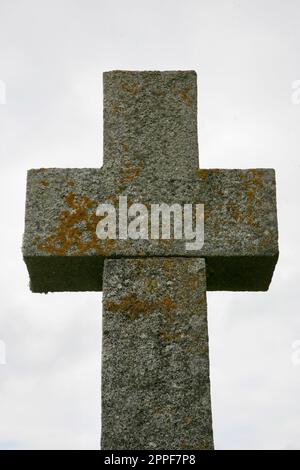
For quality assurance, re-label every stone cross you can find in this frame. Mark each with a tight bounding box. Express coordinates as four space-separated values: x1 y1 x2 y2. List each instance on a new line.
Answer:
22 71 278 450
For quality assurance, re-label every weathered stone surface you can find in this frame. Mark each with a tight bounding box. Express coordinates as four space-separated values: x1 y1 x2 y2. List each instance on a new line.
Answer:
23 167 278 292
22 70 279 451
101 257 213 450
22 71 278 293
103 71 199 178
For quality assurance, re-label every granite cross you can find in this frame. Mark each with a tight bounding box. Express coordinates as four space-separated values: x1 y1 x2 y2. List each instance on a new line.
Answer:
22 71 278 450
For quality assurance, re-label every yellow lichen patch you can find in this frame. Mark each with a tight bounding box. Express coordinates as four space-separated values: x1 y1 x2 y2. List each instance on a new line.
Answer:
184 416 194 424
243 169 264 193
104 294 156 320
104 294 176 320
187 274 199 289
199 343 209 354
196 169 209 179
145 278 159 291
251 169 265 178
157 239 171 247
119 162 143 186
35 192 111 256
111 103 123 114
260 233 273 249
245 205 259 229
173 84 193 107
242 171 265 228
180 441 212 450
121 82 141 95
162 259 174 268
162 259 177 272
160 331 183 343
226 201 259 229
204 207 211 221
40 180 49 187
36 168 47 173
227 204 242 223
161 296 176 313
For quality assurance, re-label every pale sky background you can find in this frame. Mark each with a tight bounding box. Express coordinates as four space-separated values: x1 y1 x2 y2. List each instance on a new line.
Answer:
0 0 299 450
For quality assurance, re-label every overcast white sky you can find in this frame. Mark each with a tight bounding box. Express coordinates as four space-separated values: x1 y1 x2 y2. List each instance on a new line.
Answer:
0 0 299 450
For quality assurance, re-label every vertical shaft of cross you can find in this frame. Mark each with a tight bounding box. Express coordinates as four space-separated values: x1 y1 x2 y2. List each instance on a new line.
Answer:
101 258 213 450
101 71 213 449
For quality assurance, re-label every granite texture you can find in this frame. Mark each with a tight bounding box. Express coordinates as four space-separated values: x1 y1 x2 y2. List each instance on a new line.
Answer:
23 166 278 292
22 71 278 293
101 257 213 450
22 70 279 451
103 71 199 178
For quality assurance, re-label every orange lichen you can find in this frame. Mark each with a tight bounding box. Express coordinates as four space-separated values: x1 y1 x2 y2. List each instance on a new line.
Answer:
145 278 159 290
227 204 242 223
104 294 156 320
163 259 176 271
112 104 123 113
104 294 176 320
159 331 183 343
121 82 141 95
35 192 110 256
180 441 212 450
161 296 176 312
187 274 199 289
184 416 193 424
196 169 209 179
119 162 143 186
201 170 266 229
173 84 193 107
204 207 211 221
